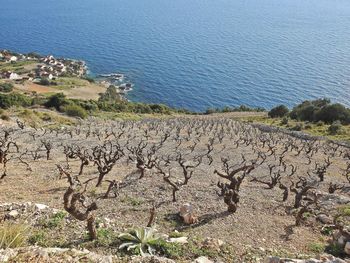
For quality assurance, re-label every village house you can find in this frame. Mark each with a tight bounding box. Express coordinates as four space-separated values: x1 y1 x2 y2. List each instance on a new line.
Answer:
10 56 18 62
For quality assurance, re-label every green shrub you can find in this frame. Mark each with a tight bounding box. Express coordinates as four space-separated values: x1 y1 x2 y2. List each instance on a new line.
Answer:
0 222 28 249
328 121 343 135
316 121 325 126
0 83 14 93
326 243 344 257
0 93 32 109
45 211 66 228
268 105 289 118
290 98 350 124
39 78 51 86
205 108 216 114
44 93 68 111
315 103 350 124
28 230 47 246
63 104 88 119
281 117 289 125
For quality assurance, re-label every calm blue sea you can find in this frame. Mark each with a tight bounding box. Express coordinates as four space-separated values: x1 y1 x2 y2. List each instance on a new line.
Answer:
1 0 350 111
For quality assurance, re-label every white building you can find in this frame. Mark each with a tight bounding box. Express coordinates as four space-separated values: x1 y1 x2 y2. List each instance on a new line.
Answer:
9 72 20 80
10 56 18 62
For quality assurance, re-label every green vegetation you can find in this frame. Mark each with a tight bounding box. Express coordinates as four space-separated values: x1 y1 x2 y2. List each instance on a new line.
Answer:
0 222 28 249
0 82 14 93
96 228 117 246
28 230 47 247
289 98 350 124
308 242 325 253
44 211 67 229
39 78 51 86
328 121 344 135
0 92 32 109
250 98 350 142
205 105 265 114
268 105 289 118
0 60 37 72
118 227 160 256
63 104 88 119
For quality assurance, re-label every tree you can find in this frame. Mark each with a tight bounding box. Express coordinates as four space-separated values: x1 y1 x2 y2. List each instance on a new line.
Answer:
268 105 289 118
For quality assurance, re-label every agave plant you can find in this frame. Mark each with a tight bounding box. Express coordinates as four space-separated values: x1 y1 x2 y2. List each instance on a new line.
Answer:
118 226 160 256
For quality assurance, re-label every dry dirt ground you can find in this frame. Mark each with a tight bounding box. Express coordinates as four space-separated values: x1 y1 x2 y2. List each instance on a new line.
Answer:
0 114 349 262
14 80 106 100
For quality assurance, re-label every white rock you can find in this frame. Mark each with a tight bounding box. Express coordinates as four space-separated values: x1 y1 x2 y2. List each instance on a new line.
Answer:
193 256 213 263
7 210 19 219
35 204 48 210
344 241 350 255
0 249 18 262
169 236 188 244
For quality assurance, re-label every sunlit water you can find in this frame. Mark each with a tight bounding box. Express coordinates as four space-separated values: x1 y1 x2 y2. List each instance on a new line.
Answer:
1 0 350 111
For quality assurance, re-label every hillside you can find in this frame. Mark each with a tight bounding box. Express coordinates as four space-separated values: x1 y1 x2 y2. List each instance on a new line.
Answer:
0 113 349 262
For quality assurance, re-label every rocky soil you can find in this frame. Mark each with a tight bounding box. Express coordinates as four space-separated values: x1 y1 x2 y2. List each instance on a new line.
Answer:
0 114 349 262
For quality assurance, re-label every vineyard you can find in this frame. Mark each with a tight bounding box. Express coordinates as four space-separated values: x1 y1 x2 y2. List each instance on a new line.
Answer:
0 114 349 262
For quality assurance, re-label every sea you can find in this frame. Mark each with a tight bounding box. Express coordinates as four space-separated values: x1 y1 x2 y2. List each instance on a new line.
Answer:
1 0 350 112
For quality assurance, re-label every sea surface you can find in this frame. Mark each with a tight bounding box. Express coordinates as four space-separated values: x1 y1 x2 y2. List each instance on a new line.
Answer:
1 0 350 111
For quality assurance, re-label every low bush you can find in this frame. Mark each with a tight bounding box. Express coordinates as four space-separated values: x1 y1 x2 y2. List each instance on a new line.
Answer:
39 78 51 86
44 93 69 111
0 93 32 109
205 105 265 115
280 117 289 125
328 121 343 135
63 103 88 119
0 82 14 93
268 105 289 118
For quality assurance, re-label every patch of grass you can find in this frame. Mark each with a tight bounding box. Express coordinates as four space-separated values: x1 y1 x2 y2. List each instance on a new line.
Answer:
50 77 89 91
154 238 223 260
0 222 29 249
121 196 144 207
326 243 344 257
338 205 350 216
28 230 47 246
0 61 37 72
169 231 185 238
308 242 325 254
45 211 67 228
239 116 350 142
63 103 88 119
96 228 117 246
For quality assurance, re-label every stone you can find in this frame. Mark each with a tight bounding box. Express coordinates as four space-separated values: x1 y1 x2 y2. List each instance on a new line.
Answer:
179 203 198 225
193 256 213 263
344 241 350 255
201 238 224 252
35 204 48 210
131 255 176 263
7 210 19 219
265 255 348 263
316 214 333 224
168 236 188 244
0 249 18 262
